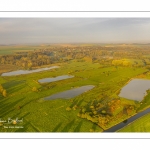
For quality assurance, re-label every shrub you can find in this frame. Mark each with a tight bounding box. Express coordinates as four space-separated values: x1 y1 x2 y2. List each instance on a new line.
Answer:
73 105 78 110
89 129 94 132
66 107 71 111
77 113 81 117
32 87 38 92
101 110 106 114
2 89 7 97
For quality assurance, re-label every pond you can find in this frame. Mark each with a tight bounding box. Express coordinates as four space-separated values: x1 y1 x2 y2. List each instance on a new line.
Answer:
1 66 59 76
119 79 150 101
38 75 74 83
44 85 95 100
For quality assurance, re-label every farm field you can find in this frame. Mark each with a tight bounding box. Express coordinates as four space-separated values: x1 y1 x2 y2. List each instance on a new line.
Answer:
1 44 150 132
0 61 107 132
0 45 39 55
118 113 150 132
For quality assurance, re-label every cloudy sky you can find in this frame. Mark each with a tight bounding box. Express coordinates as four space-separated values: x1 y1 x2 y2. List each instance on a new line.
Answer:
0 18 150 44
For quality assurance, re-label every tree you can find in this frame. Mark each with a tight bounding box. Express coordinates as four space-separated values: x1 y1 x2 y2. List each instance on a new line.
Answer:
122 60 131 67
66 107 71 111
32 87 38 92
27 62 33 69
2 89 7 97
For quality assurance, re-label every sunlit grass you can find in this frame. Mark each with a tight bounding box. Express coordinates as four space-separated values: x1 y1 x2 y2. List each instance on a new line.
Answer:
0 61 148 132
118 113 150 132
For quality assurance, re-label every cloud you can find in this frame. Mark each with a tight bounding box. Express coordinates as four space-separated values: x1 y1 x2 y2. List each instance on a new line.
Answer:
0 18 150 44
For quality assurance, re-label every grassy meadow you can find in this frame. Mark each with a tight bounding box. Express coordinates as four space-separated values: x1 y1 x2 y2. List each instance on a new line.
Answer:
118 113 150 132
0 44 63 55
0 59 148 132
1 44 150 132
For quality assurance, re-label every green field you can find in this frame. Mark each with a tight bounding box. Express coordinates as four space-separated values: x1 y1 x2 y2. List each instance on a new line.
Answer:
118 113 150 132
1 44 150 132
0 60 148 132
0 45 52 55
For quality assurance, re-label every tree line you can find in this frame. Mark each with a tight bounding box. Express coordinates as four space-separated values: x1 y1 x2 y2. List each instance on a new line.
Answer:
1 45 150 69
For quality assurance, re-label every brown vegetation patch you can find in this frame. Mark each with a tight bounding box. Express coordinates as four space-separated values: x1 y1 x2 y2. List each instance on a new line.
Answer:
0 64 18 74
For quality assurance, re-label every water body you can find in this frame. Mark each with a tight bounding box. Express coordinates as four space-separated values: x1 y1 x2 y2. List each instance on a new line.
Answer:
1 66 59 76
119 79 150 101
103 107 150 132
38 75 74 83
44 85 95 100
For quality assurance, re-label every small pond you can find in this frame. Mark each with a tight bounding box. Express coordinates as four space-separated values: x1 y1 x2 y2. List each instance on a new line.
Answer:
44 85 95 100
38 75 74 83
119 79 150 101
1 66 59 76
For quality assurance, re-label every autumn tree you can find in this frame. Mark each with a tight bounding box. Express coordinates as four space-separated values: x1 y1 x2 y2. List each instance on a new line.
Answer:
32 87 38 92
2 89 7 97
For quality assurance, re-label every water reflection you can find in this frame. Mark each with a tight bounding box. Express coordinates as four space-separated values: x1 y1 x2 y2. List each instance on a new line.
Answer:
38 75 74 83
44 85 95 100
119 79 150 101
1 66 59 76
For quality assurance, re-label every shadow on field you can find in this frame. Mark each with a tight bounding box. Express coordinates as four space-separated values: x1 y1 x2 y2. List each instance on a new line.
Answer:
52 122 63 132
8 84 25 94
15 112 41 132
2 80 27 94
61 119 75 132
74 120 83 132
2 80 25 89
15 121 40 132
15 112 31 132
21 99 33 109
77 99 84 106
0 94 4 100
0 97 25 118
28 122 41 132
69 101 77 108
0 112 30 132
92 123 97 131
69 99 84 108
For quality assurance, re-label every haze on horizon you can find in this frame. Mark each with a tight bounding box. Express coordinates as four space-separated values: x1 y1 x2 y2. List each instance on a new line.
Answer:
0 18 150 45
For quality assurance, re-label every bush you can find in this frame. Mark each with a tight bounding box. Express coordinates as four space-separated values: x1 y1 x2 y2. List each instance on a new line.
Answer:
66 107 71 111
2 89 7 97
15 105 21 110
73 105 78 110
32 87 38 92
93 111 97 115
77 113 81 117
101 110 106 114
89 129 94 132
82 108 86 113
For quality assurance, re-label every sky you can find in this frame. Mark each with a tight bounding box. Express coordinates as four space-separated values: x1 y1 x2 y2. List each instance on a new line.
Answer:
0 18 150 44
